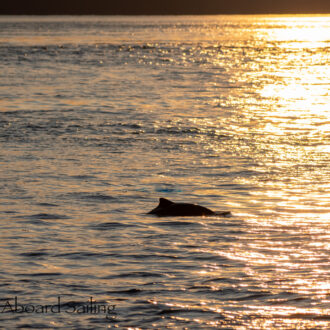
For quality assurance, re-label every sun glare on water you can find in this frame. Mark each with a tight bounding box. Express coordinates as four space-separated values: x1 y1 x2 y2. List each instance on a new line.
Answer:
0 14 329 329
259 16 330 46
252 16 329 137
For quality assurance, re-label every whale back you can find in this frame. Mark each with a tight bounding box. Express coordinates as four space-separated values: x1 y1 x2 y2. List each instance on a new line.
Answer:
158 198 174 208
148 198 215 216
148 198 174 214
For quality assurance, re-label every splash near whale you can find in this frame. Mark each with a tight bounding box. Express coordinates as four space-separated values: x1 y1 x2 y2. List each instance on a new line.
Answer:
148 198 231 217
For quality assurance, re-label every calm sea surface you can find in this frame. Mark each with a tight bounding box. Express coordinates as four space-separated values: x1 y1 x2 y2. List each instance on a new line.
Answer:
0 15 329 328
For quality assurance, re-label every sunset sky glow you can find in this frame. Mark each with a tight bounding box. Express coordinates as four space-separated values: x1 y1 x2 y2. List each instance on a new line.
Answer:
1 0 330 15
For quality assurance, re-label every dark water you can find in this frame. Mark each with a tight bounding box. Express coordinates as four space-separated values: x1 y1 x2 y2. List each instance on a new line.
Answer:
0 15 329 328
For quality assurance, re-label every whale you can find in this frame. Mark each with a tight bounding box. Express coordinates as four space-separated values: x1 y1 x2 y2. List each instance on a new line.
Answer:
148 198 231 217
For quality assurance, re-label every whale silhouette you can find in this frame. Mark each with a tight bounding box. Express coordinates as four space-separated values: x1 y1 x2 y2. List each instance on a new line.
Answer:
148 198 231 217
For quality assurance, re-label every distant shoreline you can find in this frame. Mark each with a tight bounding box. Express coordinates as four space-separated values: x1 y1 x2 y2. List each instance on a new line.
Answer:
1 13 329 16
1 0 329 15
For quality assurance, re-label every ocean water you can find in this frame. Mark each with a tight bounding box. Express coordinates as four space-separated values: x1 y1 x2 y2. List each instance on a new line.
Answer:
0 15 329 328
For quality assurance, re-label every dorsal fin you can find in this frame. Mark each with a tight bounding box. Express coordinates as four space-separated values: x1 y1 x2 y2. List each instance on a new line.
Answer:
159 198 174 208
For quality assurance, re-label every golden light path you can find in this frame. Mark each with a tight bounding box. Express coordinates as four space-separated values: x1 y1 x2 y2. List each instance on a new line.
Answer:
0 14 328 329
189 16 329 327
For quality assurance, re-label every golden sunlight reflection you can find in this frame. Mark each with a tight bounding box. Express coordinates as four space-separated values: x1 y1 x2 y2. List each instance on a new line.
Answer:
218 19 330 225
1 14 329 329
254 17 329 143
259 81 329 115
257 16 330 48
